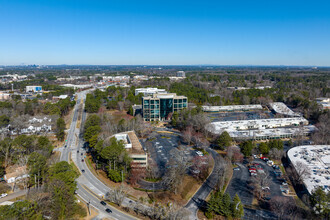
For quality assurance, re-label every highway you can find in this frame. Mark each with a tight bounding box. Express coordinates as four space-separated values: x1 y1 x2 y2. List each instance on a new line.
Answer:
59 90 137 220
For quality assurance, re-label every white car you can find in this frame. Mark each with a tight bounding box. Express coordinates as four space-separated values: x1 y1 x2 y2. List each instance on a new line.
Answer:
0 193 8 198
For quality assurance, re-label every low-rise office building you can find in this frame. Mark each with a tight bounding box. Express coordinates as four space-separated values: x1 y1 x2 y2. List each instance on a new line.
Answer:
288 145 330 194
142 93 188 121
114 131 148 168
269 102 301 117
207 117 312 140
202 104 263 112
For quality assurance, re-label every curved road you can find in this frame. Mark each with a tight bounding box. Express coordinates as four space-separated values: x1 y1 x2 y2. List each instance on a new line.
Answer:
59 90 136 220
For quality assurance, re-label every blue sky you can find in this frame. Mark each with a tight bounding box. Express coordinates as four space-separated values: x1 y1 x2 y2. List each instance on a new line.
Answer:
1 0 330 66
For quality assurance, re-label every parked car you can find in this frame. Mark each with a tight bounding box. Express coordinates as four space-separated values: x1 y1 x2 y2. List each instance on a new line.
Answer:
233 167 240 171
262 186 270 190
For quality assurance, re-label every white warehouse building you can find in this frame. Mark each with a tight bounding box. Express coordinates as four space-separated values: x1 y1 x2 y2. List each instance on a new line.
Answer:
207 117 313 140
288 145 330 194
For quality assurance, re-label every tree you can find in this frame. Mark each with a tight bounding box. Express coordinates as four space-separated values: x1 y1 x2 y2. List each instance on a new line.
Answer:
258 142 269 155
28 152 47 186
105 185 127 206
270 196 295 219
129 167 145 186
84 125 101 141
216 131 232 150
127 105 134 116
84 114 101 130
0 200 41 219
48 161 77 193
231 194 244 219
108 169 122 182
239 141 254 157
56 118 66 141
0 115 10 128
310 187 329 217
182 126 193 145
292 161 311 183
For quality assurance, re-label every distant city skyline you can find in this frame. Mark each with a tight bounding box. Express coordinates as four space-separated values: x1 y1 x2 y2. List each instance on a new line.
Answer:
1 0 330 66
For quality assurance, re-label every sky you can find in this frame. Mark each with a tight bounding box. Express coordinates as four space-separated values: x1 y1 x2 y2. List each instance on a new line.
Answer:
0 0 330 66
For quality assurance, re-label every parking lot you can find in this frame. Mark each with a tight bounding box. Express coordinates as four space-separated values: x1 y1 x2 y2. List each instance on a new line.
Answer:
144 131 194 176
226 158 286 206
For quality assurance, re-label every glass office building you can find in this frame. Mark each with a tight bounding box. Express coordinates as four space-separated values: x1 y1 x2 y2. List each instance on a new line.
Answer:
142 93 188 121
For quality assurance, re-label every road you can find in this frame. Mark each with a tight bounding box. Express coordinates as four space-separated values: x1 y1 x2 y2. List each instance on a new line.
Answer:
59 90 136 220
0 190 27 203
185 148 223 219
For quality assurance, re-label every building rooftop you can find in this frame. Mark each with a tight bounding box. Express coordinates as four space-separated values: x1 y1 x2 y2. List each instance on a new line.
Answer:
114 131 145 154
143 93 187 100
208 117 308 133
202 104 263 112
269 102 301 117
288 145 330 194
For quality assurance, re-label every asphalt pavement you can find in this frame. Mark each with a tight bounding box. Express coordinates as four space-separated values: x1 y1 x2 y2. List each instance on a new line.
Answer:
59 90 136 220
185 148 223 219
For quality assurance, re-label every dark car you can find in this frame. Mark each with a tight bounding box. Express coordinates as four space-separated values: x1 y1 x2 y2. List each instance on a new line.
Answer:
81 169 85 173
81 153 83 156
100 201 106 206
77 150 79 153
105 208 112 213
81 159 84 162
64 145 67 148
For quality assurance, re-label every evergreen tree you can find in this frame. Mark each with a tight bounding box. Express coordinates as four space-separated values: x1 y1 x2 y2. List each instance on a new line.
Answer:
216 131 232 150
231 194 244 219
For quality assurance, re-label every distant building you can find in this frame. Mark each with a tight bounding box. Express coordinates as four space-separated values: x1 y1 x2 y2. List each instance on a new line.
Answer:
177 71 186 77
135 87 167 96
316 97 330 110
26 86 42 93
142 93 188 121
114 131 148 168
0 92 10 100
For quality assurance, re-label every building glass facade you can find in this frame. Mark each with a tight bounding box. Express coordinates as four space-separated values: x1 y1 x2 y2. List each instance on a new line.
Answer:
142 93 187 121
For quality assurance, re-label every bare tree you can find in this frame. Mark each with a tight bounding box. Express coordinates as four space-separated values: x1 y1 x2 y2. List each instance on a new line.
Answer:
312 113 330 145
182 126 193 145
251 173 271 200
270 196 296 219
105 185 127 206
292 161 311 183
146 160 160 180
269 148 284 160
162 152 189 194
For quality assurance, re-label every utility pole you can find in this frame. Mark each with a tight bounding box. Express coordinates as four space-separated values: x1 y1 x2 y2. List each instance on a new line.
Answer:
87 199 91 215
